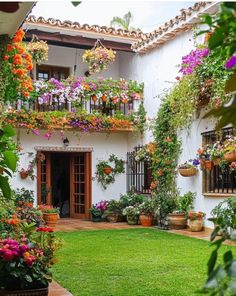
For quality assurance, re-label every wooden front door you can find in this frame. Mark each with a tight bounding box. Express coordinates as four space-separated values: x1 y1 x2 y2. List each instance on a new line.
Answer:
37 152 91 218
70 153 91 219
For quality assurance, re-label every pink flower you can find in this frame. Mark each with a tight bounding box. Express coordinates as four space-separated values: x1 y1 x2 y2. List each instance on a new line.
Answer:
44 132 52 140
32 129 40 136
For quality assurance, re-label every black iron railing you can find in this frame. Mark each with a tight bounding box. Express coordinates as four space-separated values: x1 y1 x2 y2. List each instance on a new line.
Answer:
11 97 134 117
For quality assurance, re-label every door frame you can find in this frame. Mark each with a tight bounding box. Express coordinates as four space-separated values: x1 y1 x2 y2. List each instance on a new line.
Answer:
37 151 92 218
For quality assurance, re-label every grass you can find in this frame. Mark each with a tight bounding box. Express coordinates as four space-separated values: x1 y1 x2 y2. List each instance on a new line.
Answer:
53 228 235 296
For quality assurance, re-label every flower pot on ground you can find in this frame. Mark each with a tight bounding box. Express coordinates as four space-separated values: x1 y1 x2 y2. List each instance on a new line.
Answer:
138 199 156 227
168 191 195 229
123 206 140 225
188 211 205 232
168 213 187 229
89 200 109 222
104 200 123 223
38 205 60 227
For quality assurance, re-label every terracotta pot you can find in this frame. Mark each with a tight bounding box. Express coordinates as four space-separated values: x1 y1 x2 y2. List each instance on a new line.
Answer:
20 170 28 179
91 95 97 103
224 151 236 162
121 98 129 104
168 213 187 229
189 219 204 232
1 287 49 296
204 160 214 170
178 167 197 177
213 158 221 166
127 216 138 225
103 167 112 175
200 159 206 170
106 213 119 223
43 213 59 227
101 95 107 103
139 214 154 227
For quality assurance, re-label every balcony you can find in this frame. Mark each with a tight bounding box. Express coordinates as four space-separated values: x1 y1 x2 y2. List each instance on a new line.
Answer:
5 77 145 134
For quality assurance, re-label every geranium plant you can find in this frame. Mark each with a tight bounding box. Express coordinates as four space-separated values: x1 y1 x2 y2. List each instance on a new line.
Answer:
188 211 205 221
82 40 116 74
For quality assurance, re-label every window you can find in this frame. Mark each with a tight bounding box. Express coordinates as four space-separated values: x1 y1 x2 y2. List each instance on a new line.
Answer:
202 127 236 195
37 65 70 80
127 145 152 194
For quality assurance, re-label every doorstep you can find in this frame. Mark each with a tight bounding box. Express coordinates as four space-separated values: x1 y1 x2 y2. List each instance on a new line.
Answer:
49 280 73 296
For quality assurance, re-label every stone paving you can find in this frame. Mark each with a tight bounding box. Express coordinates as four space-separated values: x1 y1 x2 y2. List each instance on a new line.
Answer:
51 219 235 296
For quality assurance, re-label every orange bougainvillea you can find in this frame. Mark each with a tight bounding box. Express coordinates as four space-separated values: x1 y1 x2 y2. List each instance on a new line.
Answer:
1 29 34 102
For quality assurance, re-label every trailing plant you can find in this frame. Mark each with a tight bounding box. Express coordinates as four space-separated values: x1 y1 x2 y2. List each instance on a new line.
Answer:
26 39 48 65
96 154 125 190
132 102 147 134
167 74 199 129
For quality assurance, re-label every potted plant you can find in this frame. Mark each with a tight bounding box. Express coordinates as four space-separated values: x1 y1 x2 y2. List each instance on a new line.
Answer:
208 141 223 165
188 211 205 232
223 135 236 162
89 200 109 222
197 146 214 170
138 199 156 226
123 206 140 225
103 200 122 223
178 159 199 177
38 205 60 227
0 224 61 296
168 191 195 229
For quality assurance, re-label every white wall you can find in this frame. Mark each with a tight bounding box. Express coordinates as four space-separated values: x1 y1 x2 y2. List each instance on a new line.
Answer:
119 31 228 228
40 44 121 79
12 129 129 205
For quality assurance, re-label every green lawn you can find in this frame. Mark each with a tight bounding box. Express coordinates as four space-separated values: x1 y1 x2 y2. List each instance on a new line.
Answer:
53 228 234 296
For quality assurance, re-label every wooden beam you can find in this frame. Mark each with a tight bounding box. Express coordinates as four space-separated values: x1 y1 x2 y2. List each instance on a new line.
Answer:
25 30 134 52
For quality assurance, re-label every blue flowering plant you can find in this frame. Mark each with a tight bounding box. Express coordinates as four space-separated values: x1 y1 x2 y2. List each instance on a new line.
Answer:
178 159 199 169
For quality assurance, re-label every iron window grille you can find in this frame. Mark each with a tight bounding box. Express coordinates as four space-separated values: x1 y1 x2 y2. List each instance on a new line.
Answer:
127 145 152 194
201 127 236 194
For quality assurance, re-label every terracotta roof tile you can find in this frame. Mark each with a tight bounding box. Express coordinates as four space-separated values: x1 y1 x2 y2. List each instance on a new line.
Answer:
25 15 145 40
132 1 219 53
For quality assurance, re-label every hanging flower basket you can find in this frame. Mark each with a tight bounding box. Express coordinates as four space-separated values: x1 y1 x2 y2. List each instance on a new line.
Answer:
26 36 48 65
178 167 197 177
82 40 116 74
103 167 113 175
20 169 29 179
224 151 236 162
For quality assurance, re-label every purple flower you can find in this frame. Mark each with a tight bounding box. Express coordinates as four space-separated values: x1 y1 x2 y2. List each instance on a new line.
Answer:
32 129 40 136
192 159 200 166
44 132 52 140
225 55 236 70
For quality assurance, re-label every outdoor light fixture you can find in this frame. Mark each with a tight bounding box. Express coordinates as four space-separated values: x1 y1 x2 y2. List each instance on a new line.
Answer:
63 137 69 147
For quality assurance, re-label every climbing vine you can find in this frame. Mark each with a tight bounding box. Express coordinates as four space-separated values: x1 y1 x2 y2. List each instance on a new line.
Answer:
151 94 181 227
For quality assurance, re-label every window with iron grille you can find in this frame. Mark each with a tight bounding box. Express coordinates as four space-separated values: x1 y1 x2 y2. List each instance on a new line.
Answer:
202 127 236 194
126 145 152 194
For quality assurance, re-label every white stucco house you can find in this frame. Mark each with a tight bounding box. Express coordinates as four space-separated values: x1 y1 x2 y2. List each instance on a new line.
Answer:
8 1 234 227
